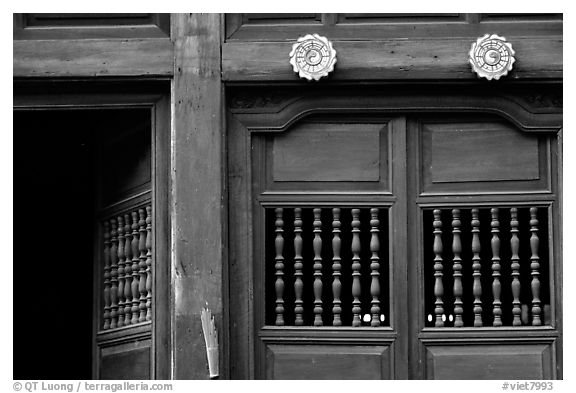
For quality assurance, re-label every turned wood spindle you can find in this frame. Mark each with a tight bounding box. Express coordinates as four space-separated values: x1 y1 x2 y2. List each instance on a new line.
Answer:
370 208 381 327
452 209 463 327
332 208 342 326
293 208 304 326
123 214 133 325
433 210 444 327
351 209 362 327
274 208 285 326
313 208 323 326
510 208 522 326
116 215 126 327
138 208 147 323
102 221 112 330
530 207 542 326
145 205 152 321
109 219 119 329
471 209 483 327
130 211 141 325
491 208 502 327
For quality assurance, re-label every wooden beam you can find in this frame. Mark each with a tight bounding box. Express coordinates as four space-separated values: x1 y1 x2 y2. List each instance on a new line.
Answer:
222 37 562 81
14 38 173 78
171 13 225 379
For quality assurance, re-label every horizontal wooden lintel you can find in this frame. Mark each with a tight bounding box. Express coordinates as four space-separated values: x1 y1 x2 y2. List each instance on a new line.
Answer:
14 38 174 78
222 37 562 82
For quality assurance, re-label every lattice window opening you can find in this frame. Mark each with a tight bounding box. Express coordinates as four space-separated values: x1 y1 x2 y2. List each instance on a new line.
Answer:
423 207 551 328
265 207 390 327
100 204 153 331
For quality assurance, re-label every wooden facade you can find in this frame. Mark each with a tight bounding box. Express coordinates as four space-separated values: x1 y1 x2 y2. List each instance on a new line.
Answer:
13 13 562 380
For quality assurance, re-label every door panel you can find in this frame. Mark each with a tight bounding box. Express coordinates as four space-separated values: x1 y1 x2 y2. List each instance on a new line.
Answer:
265 344 392 380
227 90 561 379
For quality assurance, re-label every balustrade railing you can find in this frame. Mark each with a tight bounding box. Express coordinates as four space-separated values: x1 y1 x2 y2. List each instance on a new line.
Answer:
101 205 152 330
266 207 388 327
425 207 550 328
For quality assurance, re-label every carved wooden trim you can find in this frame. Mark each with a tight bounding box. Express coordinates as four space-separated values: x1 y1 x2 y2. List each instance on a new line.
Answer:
230 92 562 134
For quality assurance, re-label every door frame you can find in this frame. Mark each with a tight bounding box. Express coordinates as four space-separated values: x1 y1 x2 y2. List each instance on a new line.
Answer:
13 80 172 380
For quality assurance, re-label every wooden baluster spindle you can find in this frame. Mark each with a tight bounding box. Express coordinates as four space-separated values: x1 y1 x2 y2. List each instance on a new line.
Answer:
293 208 304 326
433 209 444 327
145 206 152 321
491 208 502 327
138 208 147 323
313 208 323 326
370 208 381 327
471 209 483 327
351 209 362 327
102 221 111 330
530 207 542 326
123 214 133 325
274 208 285 326
452 209 463 327
109 219 119 329
116 216 126 327
130 211 141 325
510 208 522 326
332 208 342 326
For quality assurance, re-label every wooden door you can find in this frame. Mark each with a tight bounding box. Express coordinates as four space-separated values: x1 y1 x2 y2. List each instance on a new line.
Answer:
227 87 562 379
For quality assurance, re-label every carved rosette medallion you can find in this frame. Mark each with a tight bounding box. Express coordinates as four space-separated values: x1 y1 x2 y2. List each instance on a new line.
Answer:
469 34 516 80
289 34 337 81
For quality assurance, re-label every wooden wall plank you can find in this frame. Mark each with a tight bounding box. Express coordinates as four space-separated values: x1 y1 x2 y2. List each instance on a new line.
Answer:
222 37 562 81
171 14 225 380
14 38 173 78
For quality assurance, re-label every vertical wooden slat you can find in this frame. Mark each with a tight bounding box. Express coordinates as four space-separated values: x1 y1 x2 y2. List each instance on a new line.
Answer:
510 208 522 326
109 218 119 329
145 205 152 321
138 208 147 323
293 208 304 326
491 208 503 327
274 208 285 326
370 208 381 327
351 208 362 327
471 208 483 327
117 215 126 327
530 207 542 326
452 209 463 327
433 209 444 327
331 208 342 326
123 213 133 325
130 211 140 325
313 208 323 326
102 221 111 330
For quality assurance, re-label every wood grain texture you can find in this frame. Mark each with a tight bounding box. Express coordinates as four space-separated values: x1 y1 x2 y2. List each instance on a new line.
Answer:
14 38 173 78
419 119 551 195
266 344 391 380
425 343 554 379
429 124 540 183
100 341 151 380
226 13 561 41
222 37 562 81
272 123 381 182
171 14 225 380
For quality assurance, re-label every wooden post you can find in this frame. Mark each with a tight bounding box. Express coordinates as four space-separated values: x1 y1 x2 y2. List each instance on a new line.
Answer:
294 208 304 326
172 13 224 379
274 208 285 326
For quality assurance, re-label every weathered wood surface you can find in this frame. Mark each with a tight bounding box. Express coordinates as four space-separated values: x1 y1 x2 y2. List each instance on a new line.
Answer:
222 38 562 81
14 38 173 78
172 14 225 379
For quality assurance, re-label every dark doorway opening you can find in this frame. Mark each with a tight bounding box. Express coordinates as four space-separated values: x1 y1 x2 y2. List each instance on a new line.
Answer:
14 109 151 379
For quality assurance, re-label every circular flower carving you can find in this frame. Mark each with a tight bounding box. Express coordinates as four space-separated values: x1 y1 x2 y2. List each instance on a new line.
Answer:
289 34 337 81
469 34 516 80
